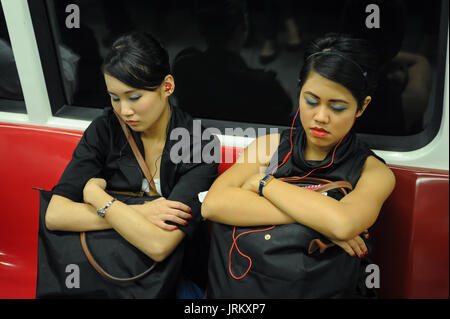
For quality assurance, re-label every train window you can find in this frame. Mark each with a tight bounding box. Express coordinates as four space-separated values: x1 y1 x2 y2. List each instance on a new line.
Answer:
0 3 26 114
28 0 447 151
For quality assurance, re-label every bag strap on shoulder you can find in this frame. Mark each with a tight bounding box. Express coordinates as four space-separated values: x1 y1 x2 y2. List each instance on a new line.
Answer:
113 111 157 194
79 114 159 283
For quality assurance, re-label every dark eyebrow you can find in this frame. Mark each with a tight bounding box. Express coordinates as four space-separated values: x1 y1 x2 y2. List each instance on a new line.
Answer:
329 99 349 104
108 90 136 95
304 91 349 104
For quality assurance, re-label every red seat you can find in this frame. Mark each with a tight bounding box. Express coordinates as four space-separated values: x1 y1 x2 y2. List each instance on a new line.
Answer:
0 123 447 298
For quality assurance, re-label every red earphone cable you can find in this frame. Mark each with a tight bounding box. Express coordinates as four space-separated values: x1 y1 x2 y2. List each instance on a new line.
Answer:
228 225 276 280
228 108 356 280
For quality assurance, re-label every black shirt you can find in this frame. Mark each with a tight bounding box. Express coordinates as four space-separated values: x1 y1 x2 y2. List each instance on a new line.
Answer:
269 127 385 190
268 127 384 297
52 105 219 297
53 105 219 238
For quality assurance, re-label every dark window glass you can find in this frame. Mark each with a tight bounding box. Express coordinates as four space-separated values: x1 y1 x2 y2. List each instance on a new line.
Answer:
0 4 26 113
32 0 446 142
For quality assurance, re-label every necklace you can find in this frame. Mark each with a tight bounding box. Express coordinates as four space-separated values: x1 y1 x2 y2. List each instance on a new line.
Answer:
151 153 163 179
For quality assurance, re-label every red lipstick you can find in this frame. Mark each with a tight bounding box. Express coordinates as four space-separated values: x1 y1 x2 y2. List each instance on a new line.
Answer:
311 127 329 137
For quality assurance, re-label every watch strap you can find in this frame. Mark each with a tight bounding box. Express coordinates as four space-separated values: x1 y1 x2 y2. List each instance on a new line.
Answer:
97 198 116 218
258 174 274 196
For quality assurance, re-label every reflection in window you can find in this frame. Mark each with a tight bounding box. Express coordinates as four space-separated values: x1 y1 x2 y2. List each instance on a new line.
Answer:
173 1 293 126
44 0 443 136
340 0 436 135
0 4 26 114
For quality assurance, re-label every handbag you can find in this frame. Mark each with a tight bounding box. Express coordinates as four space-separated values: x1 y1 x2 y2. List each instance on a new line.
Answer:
35 113 181 298
36 190 186 298
207 177 373 299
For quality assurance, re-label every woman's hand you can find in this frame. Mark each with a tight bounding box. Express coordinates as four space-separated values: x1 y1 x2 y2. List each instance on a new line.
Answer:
134 198 192 231
331 234 369 258
83 177 107 204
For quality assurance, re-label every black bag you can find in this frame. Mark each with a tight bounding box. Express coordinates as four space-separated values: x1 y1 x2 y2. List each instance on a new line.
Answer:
207 177 373 299
36 189 184 298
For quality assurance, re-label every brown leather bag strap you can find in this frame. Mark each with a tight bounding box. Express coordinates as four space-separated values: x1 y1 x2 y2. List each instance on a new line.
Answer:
314 181 352 194
80 232 157 283
280 176 355 254
308 238 335 254
107 190 144 197
81 114 159 282
280 176 352 195
113 111 157 194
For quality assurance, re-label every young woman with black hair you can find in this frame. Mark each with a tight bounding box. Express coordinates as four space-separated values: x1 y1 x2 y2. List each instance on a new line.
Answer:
202 34 396 298
45 32 218 298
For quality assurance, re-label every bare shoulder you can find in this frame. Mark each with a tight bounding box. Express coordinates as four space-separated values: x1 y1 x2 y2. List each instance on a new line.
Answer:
214 133 281 188
356 155 396 200
362 156 395 182
238 133 281 166
339 155 396 228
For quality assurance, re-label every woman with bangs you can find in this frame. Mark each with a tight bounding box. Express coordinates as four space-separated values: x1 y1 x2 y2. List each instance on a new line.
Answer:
202 33 396 298
45 32 218 298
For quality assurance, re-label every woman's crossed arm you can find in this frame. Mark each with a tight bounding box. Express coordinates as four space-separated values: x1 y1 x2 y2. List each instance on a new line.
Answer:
202 134 395 241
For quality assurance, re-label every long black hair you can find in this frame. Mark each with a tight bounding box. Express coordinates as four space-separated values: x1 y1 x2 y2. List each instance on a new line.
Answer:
102 31 170 91
299 33 379 111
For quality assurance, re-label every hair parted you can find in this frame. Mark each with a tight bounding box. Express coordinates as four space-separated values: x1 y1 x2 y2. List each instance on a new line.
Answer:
299 33 379 111
102 31 170 91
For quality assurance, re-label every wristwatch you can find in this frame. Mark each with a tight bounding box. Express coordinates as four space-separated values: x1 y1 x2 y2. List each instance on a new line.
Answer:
97 198 116 218
258 174 275 196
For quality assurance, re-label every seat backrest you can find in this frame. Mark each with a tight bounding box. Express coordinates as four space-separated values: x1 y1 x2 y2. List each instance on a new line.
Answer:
0 123 448 298
0 123 82 299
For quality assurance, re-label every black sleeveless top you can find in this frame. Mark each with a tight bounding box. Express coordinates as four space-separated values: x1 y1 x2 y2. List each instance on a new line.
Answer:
264 127 384 298
267 127 385 198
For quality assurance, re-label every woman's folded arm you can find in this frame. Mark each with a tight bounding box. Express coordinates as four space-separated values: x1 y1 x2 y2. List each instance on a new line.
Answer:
202 133 295 226
229 156 395 241
45 190 185 262
201 183 295 226
46 194 112 232
202 134 395 242
82 182 185 262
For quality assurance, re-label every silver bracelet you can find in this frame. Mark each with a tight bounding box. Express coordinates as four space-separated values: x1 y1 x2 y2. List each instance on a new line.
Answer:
96 198 116 218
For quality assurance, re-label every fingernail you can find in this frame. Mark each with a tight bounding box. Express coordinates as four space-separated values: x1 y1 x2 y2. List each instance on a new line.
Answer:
188 215 193 219
184 221 188 225
360 253 364 258
365 250 369 255
352 253 356 257
174 226 178 230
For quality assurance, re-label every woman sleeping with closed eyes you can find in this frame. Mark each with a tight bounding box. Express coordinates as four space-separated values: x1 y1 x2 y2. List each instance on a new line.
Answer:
202 33 395 298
